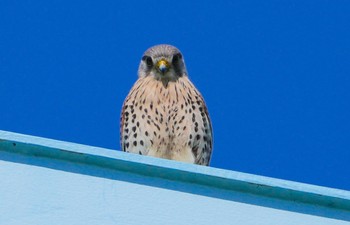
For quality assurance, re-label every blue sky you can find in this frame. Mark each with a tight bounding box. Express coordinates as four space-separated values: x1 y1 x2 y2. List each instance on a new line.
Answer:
1 1 349 190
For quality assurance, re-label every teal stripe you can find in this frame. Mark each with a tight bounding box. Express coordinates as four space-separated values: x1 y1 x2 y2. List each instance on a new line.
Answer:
0 130 349 211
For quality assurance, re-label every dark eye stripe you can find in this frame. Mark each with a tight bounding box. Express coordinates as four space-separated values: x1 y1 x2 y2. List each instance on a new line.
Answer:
172 53 182 64
142 55 153 67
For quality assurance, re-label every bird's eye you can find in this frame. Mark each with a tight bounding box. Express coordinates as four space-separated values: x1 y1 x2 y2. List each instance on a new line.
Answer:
172 53 182 64
142 55 153 67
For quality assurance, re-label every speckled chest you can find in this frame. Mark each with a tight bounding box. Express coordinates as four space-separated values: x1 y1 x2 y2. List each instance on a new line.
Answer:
121 77 210 156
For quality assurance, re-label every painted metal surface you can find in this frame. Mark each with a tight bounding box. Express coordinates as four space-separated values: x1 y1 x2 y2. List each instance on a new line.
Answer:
0 130 349 225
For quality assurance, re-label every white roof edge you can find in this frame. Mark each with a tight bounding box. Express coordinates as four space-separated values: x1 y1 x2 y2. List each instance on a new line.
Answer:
0 130 349 211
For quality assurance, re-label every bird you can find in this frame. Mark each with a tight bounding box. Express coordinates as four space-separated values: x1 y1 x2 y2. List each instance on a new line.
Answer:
120 44 213 166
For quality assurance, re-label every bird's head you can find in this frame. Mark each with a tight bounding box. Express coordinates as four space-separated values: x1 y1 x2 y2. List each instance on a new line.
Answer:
138 45 187 84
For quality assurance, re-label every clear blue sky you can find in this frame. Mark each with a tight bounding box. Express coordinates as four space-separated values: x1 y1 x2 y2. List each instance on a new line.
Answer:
1 1 349 190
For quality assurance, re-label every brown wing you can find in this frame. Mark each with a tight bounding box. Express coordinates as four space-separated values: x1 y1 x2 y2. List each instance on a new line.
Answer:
192 95 213 166
183 79 213 166
120 97 128 152
120 79 151 156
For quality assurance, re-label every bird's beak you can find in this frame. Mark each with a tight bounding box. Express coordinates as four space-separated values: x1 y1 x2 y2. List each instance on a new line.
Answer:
156 59 170 74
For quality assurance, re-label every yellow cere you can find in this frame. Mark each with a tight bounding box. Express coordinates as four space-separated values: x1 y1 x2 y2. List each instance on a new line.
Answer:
157 59 170 69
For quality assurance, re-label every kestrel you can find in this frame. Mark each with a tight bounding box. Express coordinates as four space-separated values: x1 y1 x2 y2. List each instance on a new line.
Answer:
120 44 213 165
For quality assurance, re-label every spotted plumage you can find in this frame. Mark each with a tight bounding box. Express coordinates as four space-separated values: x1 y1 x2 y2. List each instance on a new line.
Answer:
120 44 213 165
